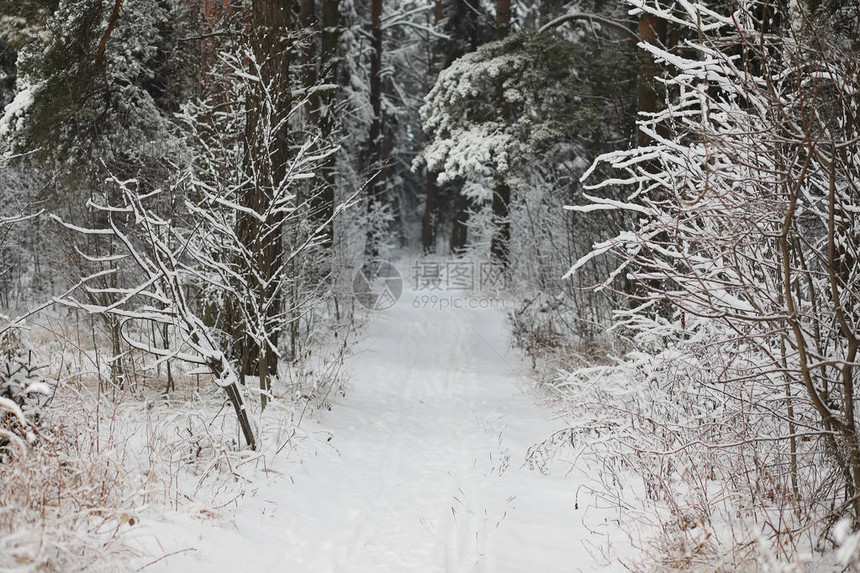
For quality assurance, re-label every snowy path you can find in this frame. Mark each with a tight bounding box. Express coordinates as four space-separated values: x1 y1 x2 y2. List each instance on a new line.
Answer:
136 289 621 572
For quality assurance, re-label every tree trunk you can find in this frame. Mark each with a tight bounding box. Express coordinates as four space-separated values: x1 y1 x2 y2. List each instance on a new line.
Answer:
311 0 340 250
443 0 482 257
211 357 257 450
490 179 511 267
422 171 439 253
636 13 667 148
495 0 510 40
420 0 443 254
300 0 318 106
235 0 292 408
450 190 469 255
490 0 511 268
365 0 386 257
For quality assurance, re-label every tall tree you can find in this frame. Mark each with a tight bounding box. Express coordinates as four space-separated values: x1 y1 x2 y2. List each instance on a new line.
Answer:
231 0 292 409
489 0 511 268
365 0 386 256
635 9 666 147
445 0 488 255
311 0 341 250
420 0 444 254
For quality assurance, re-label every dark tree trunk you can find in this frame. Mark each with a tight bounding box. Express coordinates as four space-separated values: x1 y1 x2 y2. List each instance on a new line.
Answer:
420 0 443 254
300 0 317 94
311 0 340 250
446 0 481 256
421 171 439 253
636 13 667 148
490 0 511 268
490 180 511 267
635 12 672 316
468 0 479 51
365 0 386 257
300 0 316 35
450 190 469 255
495 0 510 40
235 0 292 409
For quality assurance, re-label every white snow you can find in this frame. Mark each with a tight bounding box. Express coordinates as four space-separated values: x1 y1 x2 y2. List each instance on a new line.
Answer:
129 287 628 572
0 84 35 138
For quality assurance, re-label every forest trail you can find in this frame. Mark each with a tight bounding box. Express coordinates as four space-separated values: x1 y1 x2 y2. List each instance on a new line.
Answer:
136 283 620 572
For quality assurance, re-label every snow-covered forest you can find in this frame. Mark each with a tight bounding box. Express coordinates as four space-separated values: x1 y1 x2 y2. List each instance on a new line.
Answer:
1 0 859 570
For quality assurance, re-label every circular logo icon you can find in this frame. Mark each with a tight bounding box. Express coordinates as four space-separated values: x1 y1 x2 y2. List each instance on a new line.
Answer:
353 260 403 311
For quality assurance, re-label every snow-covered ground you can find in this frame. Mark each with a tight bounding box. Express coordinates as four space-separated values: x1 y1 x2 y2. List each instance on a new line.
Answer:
130 287 628 572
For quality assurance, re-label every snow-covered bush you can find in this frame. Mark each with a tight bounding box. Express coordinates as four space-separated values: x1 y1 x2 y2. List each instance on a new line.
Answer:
556 0 860 565
0 312 335 572
0 329 50 453
532 311 830 569
0 436 132 573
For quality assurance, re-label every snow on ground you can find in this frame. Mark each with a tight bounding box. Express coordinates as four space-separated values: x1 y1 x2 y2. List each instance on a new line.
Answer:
129 285 629 572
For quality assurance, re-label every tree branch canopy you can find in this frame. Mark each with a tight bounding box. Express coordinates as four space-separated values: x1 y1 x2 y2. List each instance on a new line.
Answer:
539 12 639 43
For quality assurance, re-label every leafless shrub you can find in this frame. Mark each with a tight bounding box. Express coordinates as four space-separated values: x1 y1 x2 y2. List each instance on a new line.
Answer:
0 397 134 573
554 0 860 566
